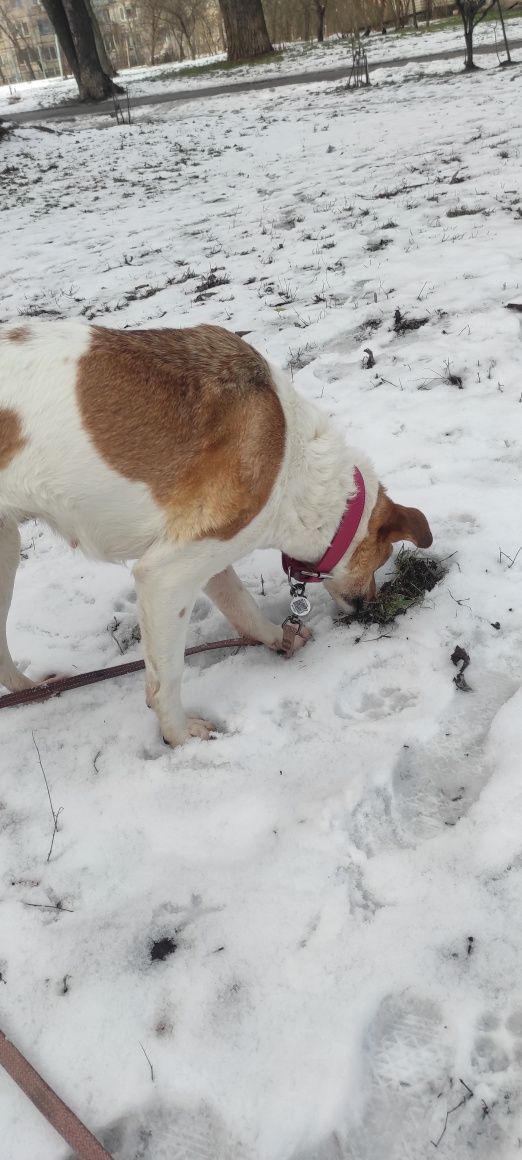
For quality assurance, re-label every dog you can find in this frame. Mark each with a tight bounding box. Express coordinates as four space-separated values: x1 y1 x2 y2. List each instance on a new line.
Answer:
0 321 432 745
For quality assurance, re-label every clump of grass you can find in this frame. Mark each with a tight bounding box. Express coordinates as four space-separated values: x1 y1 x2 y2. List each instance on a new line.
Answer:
446 206 483 218
339 548 447 627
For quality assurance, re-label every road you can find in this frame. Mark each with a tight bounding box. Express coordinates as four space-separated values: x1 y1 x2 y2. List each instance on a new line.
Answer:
5 37 520 125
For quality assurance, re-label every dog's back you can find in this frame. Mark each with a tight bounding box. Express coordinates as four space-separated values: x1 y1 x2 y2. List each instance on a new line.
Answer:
0 320 285 560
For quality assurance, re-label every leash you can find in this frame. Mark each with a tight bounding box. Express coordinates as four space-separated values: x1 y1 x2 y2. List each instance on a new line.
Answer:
0 637 265 711
0 1028 112 1159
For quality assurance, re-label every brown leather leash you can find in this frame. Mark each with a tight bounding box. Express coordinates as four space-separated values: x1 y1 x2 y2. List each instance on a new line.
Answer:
0 1028 112 1159
0 621 309 713
0 636 263 711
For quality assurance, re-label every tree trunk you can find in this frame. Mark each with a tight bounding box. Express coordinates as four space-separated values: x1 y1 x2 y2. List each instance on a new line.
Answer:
83 0 117 76
218 0 273 61
40 0 81 81
463 19 477 68
41 0 123 100
496 0 512 61
62 0 122 96
314 0 326 41
411 0 418 29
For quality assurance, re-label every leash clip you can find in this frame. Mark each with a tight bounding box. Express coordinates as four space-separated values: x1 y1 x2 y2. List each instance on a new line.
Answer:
288 577 311 620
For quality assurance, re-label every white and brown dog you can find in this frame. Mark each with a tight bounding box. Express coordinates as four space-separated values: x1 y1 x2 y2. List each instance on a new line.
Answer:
0 321 432 745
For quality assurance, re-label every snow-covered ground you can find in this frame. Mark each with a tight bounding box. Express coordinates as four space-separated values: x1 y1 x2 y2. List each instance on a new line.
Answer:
1 15 521 116
2 54 522 1160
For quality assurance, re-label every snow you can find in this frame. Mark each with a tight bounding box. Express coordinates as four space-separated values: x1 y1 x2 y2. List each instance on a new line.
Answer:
1 15 522 115
2 48 522 1160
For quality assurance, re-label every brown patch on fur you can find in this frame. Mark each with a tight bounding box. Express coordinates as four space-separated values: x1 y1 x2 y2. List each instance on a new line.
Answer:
0 407 26 469
77 325 285 542
375 491 433 551
326 486 432 604
343 489 395 600
178 607 186 618
6 326 30 343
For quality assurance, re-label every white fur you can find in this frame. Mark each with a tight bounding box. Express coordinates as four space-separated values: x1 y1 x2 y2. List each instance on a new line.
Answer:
0 321 378 744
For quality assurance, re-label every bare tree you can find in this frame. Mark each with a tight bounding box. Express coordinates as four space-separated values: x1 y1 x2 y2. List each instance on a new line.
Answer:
455 0 496 68
135 0 165 63
40 0 123 98
218 0 273 61
0 3 42 80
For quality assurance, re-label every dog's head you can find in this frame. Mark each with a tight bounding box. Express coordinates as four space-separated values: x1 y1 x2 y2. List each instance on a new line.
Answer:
324 486 432 612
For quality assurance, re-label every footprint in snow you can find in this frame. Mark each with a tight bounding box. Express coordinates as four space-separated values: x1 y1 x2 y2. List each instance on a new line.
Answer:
347 670 517 857
342 992 454 1160
336 685 418 722
67 1100 254 1160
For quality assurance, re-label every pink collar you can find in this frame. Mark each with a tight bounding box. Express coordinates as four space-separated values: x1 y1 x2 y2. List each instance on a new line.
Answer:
282 467 366 584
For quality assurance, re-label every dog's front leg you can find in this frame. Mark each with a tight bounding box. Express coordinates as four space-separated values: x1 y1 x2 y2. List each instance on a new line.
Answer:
205 567 311 653
133 543 216 747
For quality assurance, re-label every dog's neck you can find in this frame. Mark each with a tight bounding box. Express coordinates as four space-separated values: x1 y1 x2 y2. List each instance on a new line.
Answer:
270 371 379 566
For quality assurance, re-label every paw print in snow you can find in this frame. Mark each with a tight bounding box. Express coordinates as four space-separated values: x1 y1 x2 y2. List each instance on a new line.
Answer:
336 683 418 721
471 1009 522 1074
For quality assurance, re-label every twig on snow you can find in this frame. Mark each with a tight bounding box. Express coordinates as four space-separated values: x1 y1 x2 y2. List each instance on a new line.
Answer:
499 545 522 569
139 1042 155 1082
431 1078 474 1148
32 731 63 862
22 900 73 913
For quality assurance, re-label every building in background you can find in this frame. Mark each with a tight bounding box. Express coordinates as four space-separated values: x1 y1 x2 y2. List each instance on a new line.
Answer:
0 0 223 82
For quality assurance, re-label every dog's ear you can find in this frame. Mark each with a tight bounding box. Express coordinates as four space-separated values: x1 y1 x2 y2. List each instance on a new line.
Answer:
379 501 433 548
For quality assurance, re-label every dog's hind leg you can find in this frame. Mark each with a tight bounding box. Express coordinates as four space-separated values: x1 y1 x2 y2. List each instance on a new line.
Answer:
0 516 35 692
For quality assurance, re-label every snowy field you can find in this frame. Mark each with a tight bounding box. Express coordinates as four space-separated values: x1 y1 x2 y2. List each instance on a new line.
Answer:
2 53 522 1160
1 15 521 116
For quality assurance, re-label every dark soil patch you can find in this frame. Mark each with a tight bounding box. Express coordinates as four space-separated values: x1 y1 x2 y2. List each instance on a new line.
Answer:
354 317 382 343
367 236 392 252
150 936 176 962
339 548 447 627
451 645 472 692
393 307 428 335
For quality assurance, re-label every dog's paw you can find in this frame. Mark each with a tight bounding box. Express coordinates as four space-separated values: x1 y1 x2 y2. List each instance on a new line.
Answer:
39 671 71 686
277 623 313 657
187 716 217 740
163 718 218 746
0 667 36 693
292 624 313 652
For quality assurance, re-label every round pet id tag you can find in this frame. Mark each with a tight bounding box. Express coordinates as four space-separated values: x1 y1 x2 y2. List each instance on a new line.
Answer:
289 593 311 619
